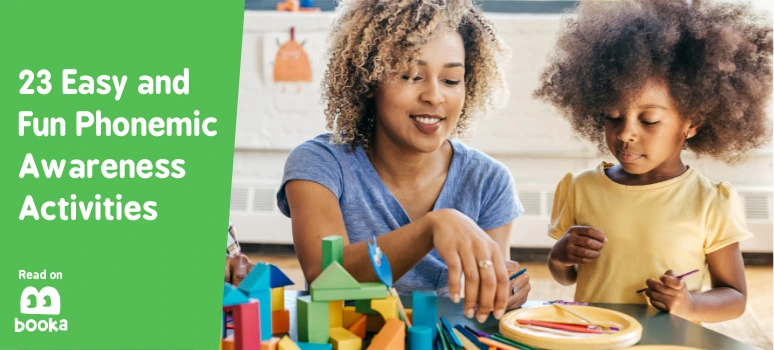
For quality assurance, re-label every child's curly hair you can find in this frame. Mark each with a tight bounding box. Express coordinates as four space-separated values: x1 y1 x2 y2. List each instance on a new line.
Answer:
322 0 511 150
534 0 773 164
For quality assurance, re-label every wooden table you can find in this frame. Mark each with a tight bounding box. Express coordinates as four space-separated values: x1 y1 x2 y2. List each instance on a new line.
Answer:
281 291 757 349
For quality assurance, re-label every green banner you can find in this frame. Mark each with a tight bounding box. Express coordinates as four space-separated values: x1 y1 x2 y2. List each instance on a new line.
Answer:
0 1 244 348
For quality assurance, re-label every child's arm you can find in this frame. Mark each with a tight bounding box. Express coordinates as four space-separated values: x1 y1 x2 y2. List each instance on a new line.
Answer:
646 243 747 323
548 226 607 286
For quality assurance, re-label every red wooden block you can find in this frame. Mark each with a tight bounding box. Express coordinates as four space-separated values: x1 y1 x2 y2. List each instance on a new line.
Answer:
272 309 290 334
232 300 262 350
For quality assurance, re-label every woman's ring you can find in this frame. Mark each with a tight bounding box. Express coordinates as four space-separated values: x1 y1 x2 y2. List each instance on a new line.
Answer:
478 259 493 268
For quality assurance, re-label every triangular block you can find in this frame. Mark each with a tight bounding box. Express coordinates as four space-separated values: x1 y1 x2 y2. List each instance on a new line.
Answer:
278 335 301 350
223 282 249 306
239 263 271 294
270 264 295 288
368 318 405 350
310 261 360 290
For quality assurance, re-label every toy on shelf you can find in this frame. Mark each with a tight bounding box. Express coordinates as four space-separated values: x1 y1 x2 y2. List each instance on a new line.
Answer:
277 0 320 12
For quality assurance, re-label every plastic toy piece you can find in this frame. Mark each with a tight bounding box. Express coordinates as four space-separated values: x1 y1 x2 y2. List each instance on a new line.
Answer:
347 314 367 339
329 327 362 350
272 309 290 334
329 300 344 328
277 0 300 12
222 334 235 350
223 282 249 306
270 264 295 289
238 263 271 294
310 262 360 291
261 337 281 350
412 291 437 341
366 314 385 333
272 287 285 311
355 300 377 315
311 282 387 301
278 335 301 350
297 342 333 350
367 318 405 350
366 237 393 290
409 326 432 350
451 328 479 350
297 295 330 343
322 236 344 270
228 300 262 350
342 306 363 328
370 295 398 322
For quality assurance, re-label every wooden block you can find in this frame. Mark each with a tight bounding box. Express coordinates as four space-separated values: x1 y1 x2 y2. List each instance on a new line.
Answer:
342 306 363 328
405 309 412 325
249 289 273 341
222 334 235 350
355 300 377 315
311 282 387 301
329 327 362 350
322 236 344 270
278 335 301 350
231 300 261 350
347 315 367 339
329 300 344 328
310 262 360 290
272 287 285 311
223 282 249 306
297 295 330 343
366 314 385 333
239 263 271 294
412 291 437 341
261 337 281 350
367 318 405 350
452 328 479 350
272 309 290 334
296 342 333 350
409 326 432 350
370 296 398 322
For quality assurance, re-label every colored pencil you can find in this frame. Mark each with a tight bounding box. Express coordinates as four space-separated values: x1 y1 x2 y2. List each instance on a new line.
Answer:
509 268 527 281
636 269 699 293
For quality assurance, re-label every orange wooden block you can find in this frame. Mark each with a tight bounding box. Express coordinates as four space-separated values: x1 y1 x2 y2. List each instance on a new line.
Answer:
347 314 367 339
343 306 363 329
367 318 405 350
222 335 234 350
273 309 290 334
262 337 281 350
366 314 385 333
405 309 412 324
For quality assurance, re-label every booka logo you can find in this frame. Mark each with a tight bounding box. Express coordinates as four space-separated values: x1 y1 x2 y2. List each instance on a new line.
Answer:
15 286 68 332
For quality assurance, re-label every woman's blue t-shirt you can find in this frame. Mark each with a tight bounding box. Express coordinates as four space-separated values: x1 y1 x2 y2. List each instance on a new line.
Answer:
276 133 524 296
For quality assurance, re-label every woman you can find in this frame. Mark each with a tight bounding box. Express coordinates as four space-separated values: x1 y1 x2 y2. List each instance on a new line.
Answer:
277 0 530 323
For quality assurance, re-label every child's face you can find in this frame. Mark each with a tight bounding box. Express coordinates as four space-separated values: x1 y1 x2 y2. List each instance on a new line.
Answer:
373 30 466 153
603 79 698 174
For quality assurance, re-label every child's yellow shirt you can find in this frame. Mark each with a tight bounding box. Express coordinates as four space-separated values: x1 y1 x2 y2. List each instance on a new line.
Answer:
548 162 753 304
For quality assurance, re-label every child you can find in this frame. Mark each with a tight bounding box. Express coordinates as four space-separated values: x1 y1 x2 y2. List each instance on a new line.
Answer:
534 0 772 323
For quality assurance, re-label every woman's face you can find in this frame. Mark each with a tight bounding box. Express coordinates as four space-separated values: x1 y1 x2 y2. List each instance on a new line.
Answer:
373 30 466 153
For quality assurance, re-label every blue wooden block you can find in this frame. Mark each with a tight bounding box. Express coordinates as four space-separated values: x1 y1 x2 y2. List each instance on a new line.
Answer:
239 263 271 294
248 288 272 341
412 290 438 341
221 310 227 339
300 0 314 8
223 282 249 306
297 342 333 350
409 325 433 350
270 264 294 288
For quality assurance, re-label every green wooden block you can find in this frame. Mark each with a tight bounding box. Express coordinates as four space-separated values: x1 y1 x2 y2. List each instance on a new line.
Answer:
297 295 330 343
322 236 343 271
311 282 388 302
310 261 360 290
355 299 378 315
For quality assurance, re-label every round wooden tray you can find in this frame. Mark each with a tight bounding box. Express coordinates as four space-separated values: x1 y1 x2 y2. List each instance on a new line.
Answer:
499 305 643 350
622 346 706 350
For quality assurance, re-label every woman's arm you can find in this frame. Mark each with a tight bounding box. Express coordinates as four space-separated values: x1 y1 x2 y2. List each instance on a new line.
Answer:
285 180 436 284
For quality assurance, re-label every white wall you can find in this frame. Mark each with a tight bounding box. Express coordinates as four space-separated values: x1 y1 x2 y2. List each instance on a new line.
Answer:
230 10 773 253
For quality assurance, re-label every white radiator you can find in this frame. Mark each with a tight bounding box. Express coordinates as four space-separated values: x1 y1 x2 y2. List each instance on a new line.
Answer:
229 180 773 253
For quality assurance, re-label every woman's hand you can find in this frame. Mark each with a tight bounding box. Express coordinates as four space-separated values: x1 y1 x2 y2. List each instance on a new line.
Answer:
225 253 255 287
505 260 530 309
428 208 510 323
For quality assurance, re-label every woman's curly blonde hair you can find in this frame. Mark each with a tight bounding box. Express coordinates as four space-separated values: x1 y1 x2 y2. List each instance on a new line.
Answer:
322 0 511 150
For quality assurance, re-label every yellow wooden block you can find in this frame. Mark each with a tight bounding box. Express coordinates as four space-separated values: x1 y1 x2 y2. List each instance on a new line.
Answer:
272 287 285 311
405 309 413 324
261 337 281 350
329 300 344 328
370 296 398 321
278 335 301 350
329 327 362 350
343 306 363 329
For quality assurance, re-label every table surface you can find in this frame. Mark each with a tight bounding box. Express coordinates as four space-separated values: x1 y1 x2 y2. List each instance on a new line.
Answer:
281 290 757 349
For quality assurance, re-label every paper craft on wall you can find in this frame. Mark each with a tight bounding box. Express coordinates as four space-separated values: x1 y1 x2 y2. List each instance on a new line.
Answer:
265 26 318 93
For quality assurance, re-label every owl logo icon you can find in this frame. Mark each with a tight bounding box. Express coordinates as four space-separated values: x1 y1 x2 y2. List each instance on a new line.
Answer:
20 286 60 315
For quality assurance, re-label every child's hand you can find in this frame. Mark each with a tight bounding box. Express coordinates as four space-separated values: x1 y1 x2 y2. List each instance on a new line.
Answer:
225 253 255 287
645 270 695 320
549 226 607 266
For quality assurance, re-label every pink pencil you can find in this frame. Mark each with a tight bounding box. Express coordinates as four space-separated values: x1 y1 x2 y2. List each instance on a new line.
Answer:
636 269 699 293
